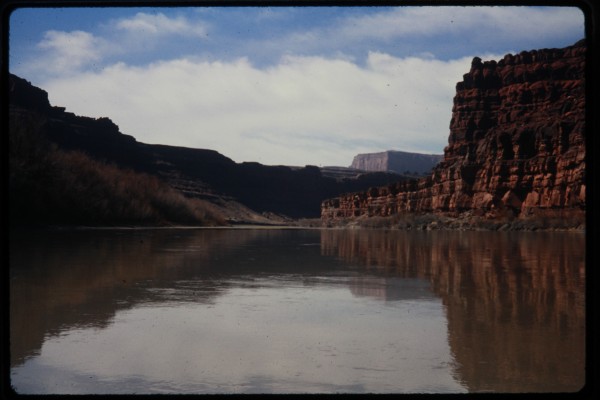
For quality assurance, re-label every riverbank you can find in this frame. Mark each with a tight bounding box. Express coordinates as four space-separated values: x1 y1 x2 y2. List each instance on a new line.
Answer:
315 210 586 232
9 210 585 232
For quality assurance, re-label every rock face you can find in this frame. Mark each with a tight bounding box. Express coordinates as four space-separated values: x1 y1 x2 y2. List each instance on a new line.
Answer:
322 40 586 223
350 150 443 176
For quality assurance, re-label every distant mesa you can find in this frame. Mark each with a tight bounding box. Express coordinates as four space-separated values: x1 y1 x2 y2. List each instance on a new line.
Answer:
350 150 443 176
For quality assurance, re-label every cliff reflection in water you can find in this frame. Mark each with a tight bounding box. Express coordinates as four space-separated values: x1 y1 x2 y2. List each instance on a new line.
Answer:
10 228 585 393
10 228 293 368
321 230 585 392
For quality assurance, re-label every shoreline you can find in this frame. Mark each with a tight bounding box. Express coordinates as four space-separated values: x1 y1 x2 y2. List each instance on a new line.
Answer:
319 212 586 232
9 218 586 233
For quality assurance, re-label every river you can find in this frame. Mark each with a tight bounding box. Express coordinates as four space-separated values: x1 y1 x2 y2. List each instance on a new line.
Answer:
9 228 585 394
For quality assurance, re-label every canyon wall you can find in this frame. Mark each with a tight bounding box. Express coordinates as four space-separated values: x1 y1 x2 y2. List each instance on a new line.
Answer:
322 40 586 224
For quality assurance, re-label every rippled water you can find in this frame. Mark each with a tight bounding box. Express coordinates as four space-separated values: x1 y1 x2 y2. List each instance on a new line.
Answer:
9 228 585 394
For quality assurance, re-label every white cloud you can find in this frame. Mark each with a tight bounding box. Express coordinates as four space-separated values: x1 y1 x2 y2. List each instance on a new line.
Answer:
36 30 110 75
211 6 583 74
114 12 208 37
27 6 579 167
19 12 209 81
336 6 584 41
13 7 583 165
15 6 583 87
41 52 495 167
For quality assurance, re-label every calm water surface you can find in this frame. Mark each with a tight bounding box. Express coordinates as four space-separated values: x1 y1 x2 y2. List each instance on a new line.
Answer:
9 228 585 394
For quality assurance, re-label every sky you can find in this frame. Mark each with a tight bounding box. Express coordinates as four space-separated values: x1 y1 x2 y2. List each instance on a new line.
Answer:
9 5 585 167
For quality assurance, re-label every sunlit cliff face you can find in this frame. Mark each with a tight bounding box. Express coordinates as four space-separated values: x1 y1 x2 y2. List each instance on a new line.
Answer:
322 41 586 223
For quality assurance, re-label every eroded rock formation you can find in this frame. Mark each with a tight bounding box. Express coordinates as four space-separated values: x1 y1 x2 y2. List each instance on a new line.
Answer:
322 40 586 224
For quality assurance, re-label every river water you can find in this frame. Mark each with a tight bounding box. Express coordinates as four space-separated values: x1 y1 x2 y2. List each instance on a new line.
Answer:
9 228 585 394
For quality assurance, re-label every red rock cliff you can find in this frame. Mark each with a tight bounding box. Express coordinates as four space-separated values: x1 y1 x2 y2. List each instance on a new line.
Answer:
322 40 586 223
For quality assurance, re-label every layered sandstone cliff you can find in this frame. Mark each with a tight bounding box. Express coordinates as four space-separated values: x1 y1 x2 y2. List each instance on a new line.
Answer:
322 40 586 225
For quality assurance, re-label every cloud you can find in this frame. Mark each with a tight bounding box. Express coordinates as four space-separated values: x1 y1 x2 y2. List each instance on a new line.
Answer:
18 6 582 166
336 6 584 42
114 12 208 37
17 12 210 81
40 52 498 167
15 6 583 85
35 30 110 75
212 6 584 69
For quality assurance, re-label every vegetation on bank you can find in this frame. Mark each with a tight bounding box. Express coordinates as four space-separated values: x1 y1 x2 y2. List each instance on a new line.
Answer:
9 112 226 227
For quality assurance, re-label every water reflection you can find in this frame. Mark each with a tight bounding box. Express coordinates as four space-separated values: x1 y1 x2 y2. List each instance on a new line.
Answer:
321 229 586 392
9 228 584 393
9 229 336 367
